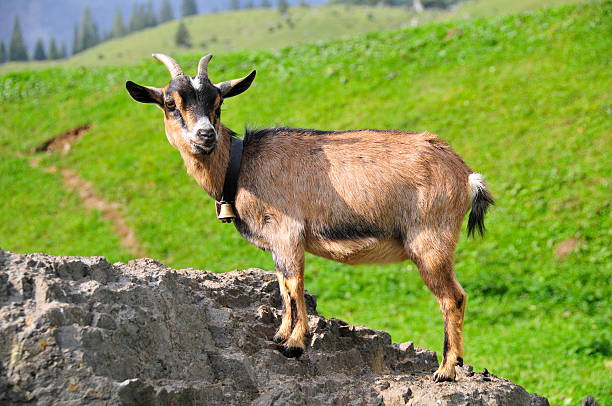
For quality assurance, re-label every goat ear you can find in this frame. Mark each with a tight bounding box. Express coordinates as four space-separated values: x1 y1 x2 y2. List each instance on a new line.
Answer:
216 70 256 98
125 81 163 105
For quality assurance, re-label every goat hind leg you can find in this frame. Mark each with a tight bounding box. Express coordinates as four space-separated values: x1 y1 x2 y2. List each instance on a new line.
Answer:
434 287 466 382
408 237 466 381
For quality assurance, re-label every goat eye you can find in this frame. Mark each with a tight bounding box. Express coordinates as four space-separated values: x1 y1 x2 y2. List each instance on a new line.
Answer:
165 100 175 110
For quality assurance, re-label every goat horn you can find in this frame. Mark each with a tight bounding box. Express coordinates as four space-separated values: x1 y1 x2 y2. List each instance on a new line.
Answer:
197 54 213 78
152 53 184 79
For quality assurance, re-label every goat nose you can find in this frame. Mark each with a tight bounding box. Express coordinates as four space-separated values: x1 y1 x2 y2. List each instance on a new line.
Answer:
196 128 215 140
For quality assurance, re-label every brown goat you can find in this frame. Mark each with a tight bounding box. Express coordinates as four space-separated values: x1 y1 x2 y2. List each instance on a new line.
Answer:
126 54 494 382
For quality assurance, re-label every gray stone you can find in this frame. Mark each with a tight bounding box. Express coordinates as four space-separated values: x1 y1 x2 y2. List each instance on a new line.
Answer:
0 250 548 405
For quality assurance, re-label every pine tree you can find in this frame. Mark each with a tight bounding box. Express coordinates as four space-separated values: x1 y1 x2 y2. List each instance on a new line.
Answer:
129 4 144 32
159 0 174 23
60 42 67 59
181 0 198 17
33 39 47 60
175 21 192 47
278 0 289 15
48 39 59 59
0 41 6 64
245 0 254 7
230 0 240 9
261 0 271 7
299 0 309 6
9 16 28 61
129 4 137 32
72 24 80 54
111 7 127 38
77 7 100 52
144 1 158 28
92 23 100 46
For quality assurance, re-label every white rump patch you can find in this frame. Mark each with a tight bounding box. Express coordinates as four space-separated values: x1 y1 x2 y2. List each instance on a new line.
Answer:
190 76 202 91
468 173 487 200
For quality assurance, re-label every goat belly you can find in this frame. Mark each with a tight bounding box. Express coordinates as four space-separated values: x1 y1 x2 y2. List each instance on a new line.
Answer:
305 237 408 265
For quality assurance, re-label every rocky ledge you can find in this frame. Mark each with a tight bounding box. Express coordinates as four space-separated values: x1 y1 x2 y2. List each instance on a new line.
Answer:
0 250 548 405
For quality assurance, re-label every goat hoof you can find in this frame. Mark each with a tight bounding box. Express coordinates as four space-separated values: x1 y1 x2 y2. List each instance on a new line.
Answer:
272 335 286 344
279 345 304 358
433 370 455 383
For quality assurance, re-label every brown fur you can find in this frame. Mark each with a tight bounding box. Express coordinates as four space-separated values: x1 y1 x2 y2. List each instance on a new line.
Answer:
177 129 230 201
184 127 474 380
127 58 492 382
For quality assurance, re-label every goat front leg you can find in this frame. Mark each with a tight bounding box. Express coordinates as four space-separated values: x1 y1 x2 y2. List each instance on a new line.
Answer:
272 248 308 358
272 270 293 345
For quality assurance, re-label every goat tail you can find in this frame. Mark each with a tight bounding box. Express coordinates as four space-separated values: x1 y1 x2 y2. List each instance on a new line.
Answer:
467 173 495 238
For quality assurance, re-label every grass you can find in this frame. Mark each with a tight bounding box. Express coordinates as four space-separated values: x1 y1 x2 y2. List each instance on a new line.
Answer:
0 1 610 404
0 5 413 73
444 0 589 19
0 0 588 74
0 154 130 261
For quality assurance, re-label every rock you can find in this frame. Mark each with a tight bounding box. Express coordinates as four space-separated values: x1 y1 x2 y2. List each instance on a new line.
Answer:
0 250 549 405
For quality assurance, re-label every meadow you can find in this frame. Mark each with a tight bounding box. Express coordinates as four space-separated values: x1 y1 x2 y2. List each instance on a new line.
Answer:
0 0 587 74
0 1 610 404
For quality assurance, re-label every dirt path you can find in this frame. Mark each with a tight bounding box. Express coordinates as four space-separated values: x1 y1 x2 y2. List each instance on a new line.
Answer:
28 125 146 258
35 124 91 155
54 166 145 258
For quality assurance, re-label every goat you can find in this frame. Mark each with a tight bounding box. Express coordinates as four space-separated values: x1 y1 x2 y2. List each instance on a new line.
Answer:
126 54 494 382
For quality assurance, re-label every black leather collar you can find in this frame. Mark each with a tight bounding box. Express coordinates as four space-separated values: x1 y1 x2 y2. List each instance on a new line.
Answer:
216 136 243 223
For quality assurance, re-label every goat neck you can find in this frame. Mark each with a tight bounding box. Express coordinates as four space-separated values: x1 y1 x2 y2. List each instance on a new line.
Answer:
179 124 233 202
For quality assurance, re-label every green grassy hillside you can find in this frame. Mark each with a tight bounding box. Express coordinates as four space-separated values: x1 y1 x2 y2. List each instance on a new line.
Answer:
0 5 412 73
71 0 588 68
0 0 588 74
442 0 588 19
73 6 411 66
1 1 610 404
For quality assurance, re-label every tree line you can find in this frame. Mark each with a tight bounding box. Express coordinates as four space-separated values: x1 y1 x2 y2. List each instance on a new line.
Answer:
1 0 312 64
74 0 199 55
1 16 67 63
1 0 198 63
